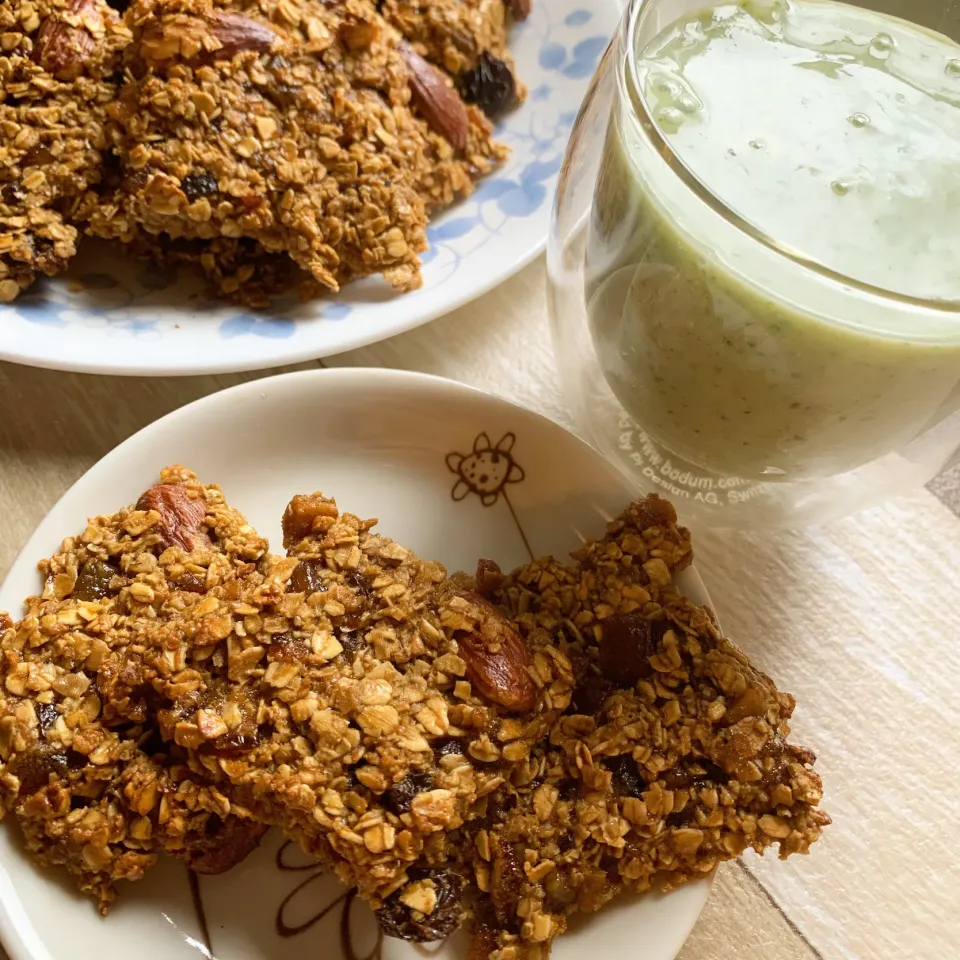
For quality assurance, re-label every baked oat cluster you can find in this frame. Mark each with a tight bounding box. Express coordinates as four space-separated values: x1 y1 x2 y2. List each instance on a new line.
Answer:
0 470 828 958
0 0 530 307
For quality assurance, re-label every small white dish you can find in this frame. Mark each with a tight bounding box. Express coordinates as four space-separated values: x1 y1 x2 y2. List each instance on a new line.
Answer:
0 1 620 376
0 368 709 960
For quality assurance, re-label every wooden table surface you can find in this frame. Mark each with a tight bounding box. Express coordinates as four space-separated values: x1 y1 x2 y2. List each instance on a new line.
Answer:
2 258 958 959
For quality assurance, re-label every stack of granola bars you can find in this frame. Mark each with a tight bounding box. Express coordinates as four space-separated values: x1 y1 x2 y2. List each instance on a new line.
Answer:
0 467 828 960
0 0 531 306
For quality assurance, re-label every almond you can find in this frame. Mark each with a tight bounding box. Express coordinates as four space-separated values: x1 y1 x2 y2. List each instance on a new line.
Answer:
139 11 278 67
137 483 211 552
33 0 102 81
507 0 532 22
454 591 535 712
398 43 469 152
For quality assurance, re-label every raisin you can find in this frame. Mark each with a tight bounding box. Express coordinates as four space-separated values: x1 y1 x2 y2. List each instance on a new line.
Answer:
661 760 726 790
557 779 580 802
201 729 260 759
384 769 434 815
345 568 372 600
72 559 119 601
1 183 24 206
180 172 219 203
36 702 59 735
183 816 268 874
666 809 693 828
178 571 207 594
569 672 615 717
491 838 524 929
474 559 505 599
377 869 465 942
433 737 466 761
598 613 668 686
23 145 54 167
340 632 364 655
266 632 309 663
605 754 646 799
289 558 327 596
459 52 518 118
9 749 69 794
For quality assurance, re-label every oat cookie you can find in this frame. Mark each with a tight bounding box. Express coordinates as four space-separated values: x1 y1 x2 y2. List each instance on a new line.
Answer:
459 497 829 960
124 491 573 927
0 467 270 912
85 0 505 304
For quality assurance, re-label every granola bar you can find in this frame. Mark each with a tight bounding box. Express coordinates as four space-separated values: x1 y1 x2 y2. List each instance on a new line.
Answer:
0 467 270 912
85 0 505 304
122 491 573 923
456 497 829 960
1 475 574 921
0 0 130 302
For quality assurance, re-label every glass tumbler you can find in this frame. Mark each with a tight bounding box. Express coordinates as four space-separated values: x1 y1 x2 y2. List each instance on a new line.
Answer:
548 0 960 527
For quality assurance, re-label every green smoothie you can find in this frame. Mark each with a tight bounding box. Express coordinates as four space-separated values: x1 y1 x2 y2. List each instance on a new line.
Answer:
586 0 960 481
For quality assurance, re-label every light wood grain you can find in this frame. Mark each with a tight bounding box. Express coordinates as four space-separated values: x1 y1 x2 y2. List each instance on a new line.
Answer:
1 257 956 959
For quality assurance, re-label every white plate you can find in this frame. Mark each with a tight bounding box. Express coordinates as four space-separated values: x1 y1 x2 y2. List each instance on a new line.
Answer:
0 2 620 376
0 369 710 960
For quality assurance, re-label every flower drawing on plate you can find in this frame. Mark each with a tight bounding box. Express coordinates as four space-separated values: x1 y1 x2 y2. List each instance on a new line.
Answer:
447 433 525 506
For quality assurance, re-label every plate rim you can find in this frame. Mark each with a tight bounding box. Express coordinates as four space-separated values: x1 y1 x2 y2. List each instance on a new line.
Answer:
0 367 712 960
0 240 548 378
0 0 624 378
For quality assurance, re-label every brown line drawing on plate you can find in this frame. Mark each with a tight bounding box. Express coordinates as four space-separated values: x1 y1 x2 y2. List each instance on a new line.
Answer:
447 432 533 560
187 867 214 957
274 840 384 960
447 432 525 507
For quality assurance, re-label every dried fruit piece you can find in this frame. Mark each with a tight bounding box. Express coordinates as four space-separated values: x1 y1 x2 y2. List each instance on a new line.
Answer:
385 769 434 814
33 0 103 81
180 172 219 202
377 869 466 942
506 0 532 21
598 613 664 686
136 484 210 552
35 703 59 736
490 838 524 928
661 760 726 791
605 754 647 799
281 494 339 549
8 748 71 795
433 737 466 761
474 558 505 599
569 671 615 717
459 52 518 118
181 816 268 874
398 43 470 151
72 559 120 601
455 592 535 712
288 558 327 596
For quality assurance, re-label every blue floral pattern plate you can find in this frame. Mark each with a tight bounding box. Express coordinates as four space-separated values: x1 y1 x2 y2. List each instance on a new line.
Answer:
0 1 619 376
